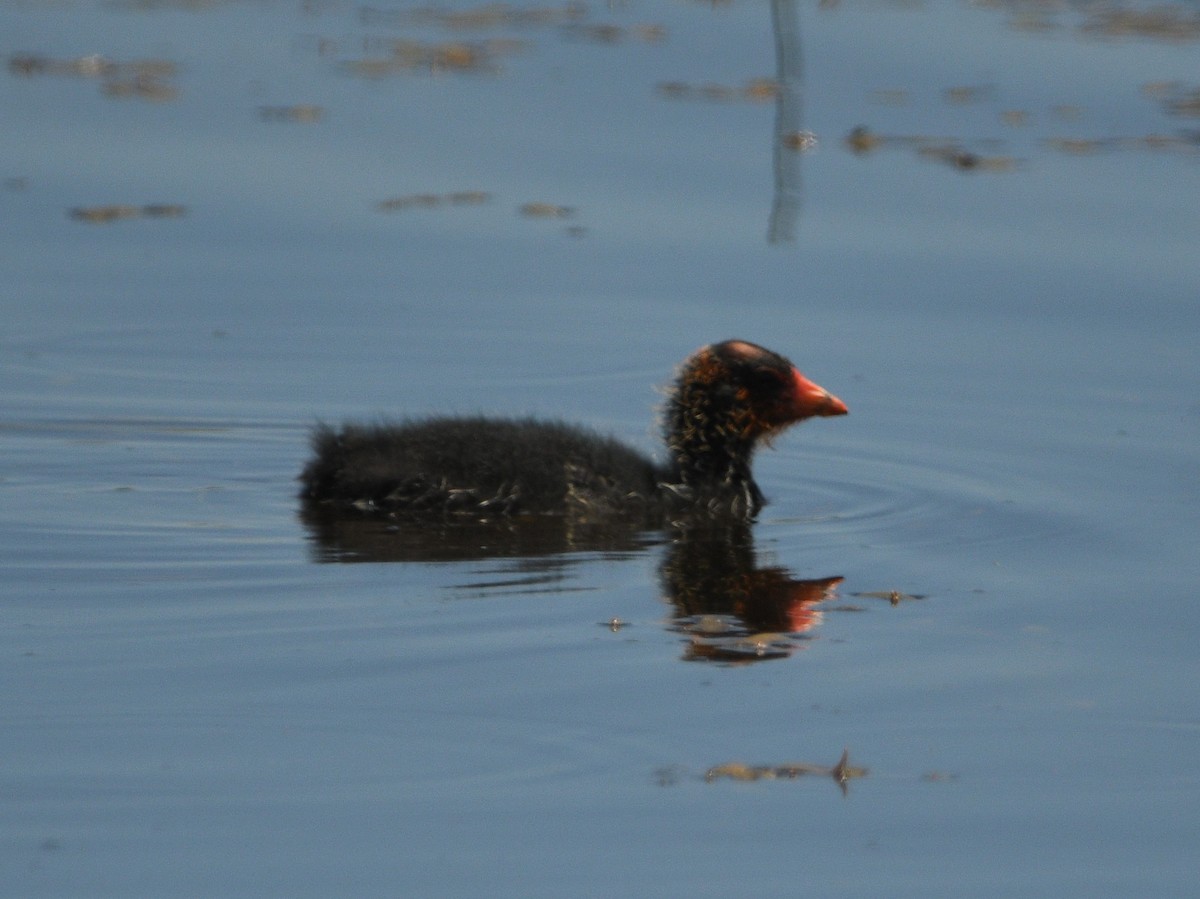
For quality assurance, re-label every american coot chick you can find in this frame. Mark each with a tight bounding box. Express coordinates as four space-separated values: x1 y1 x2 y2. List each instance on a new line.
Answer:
299 340 847 520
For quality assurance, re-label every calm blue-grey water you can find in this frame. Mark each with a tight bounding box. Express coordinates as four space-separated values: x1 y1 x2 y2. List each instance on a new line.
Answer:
3 0 1199 895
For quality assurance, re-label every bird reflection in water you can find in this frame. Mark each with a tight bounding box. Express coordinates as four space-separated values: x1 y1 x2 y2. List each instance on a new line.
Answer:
300 506 843 664
659 519 842 663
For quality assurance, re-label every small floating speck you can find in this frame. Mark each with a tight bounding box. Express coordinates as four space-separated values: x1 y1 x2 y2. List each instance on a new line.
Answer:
944 84 995 104
447 190 492 205
852 589 927 605
519 202 574 218
781 130 817 152
742 77 779 102
844 125 883 154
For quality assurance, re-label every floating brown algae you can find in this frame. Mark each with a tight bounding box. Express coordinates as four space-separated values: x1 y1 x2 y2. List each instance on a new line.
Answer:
518 202 574 218
944 84 996 104
918 144 1018 172
655 77 782 104
9 54 179 101
70 204 187 223
1080 6 1200 42
359 2 588 31
844 125 884 154
560 22 667 44
341 39 522 78
375 191 492 212
851 589 927 606
705 749 868 792
1044 134 1199 155
845 126 1018 171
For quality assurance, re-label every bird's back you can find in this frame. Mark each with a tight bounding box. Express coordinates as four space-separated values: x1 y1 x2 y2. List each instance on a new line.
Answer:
300 417 661 518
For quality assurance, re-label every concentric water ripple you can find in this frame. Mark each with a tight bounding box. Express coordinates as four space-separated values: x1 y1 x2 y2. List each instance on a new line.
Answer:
763 438 1069 558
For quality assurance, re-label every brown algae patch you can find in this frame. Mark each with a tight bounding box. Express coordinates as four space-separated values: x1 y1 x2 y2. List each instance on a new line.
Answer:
844 126 1020 171
70 204 187 223
518 202 574 218
705 750 868 792
376 191 493 212
656 77 783 104
9 54 179 100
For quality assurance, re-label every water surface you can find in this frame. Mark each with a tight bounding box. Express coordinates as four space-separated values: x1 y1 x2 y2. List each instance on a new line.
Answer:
3 0 1199 895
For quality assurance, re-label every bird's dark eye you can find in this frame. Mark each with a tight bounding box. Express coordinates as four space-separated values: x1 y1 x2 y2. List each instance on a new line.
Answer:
745 366 787 394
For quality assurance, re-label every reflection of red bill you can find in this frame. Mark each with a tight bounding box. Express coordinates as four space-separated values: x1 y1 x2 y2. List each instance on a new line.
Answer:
787 575 844 634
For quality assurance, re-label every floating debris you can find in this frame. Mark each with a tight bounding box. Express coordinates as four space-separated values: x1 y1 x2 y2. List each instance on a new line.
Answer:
360 2 587 31
10 53 110 76
705 749 867 793
519 202 574 218
918 144 1018 171
1045 137 1110 155
844 125 884 154
845 126 1018 171
1080 6 1200 42
69 204 187 223
1164 88 1200 117
376 191 492 212
560 22 667 44
1139 80 1200 117
102 75 178 101
852 589 928 606
742 77 780 101
258 104 325 123
8 54 179 101
781 130 817 152
341 39 522 78
656 77 782 104
944 84 996 104
70 205 140 223
1044 134 1199 155
448 190 492 205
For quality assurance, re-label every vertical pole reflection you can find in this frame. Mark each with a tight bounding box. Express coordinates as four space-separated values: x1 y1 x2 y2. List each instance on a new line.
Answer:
768 0 803 244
